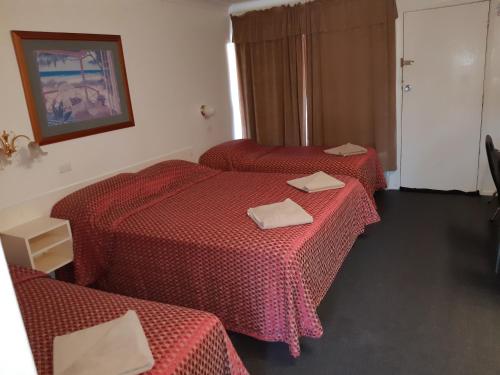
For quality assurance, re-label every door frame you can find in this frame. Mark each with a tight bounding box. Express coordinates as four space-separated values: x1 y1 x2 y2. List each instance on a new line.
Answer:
399 0 491 191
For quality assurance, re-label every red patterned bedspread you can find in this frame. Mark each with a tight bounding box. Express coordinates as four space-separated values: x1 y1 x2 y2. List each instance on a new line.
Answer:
10 266 247 375
52 160 380 357
199 139 387 197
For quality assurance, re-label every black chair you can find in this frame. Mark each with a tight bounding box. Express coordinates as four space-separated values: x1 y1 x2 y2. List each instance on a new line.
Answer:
486 135 500 221
485 135 500 274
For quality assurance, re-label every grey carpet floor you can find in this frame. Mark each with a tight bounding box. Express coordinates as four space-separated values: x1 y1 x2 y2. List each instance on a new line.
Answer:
229 190 500 375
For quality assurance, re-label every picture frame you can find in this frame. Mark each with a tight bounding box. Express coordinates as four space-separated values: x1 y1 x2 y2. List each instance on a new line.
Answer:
11 31 135 145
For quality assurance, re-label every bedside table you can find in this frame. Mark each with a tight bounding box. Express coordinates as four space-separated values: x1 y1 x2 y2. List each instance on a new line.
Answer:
0 217 73 273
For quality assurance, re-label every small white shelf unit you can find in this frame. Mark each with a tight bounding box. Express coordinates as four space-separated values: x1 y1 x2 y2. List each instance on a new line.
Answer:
0 217 73 273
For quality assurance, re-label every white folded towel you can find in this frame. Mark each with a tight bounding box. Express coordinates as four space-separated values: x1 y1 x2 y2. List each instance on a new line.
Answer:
248 198 313 230
53 310 154 375
287 171 345 193
324 143 368 156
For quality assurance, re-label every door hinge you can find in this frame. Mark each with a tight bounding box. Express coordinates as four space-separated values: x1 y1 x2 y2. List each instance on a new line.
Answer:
401 58 415 67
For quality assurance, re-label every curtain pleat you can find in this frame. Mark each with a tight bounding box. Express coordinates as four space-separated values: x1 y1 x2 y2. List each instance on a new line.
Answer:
232 5 305 146
306 0 397 170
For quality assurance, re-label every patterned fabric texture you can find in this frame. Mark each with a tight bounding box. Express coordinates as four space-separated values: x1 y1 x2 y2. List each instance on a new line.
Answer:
198 139 387 197
10 266 248 375
52 160 380 357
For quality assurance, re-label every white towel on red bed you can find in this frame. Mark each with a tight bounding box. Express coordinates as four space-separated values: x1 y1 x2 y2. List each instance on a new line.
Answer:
53 310 154 375
324 143 368 156
248 198 313 230
287 171 346 193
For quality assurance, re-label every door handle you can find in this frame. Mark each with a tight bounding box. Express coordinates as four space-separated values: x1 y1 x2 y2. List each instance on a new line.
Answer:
403 84 412 92
401 58 415 67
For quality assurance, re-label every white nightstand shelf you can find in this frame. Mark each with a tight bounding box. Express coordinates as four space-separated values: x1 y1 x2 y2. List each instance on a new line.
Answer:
1 217 73 273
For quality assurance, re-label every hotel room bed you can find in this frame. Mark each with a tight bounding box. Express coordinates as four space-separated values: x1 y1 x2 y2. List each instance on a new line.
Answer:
199 139 387 197
52 160 380 357
10 265 247 375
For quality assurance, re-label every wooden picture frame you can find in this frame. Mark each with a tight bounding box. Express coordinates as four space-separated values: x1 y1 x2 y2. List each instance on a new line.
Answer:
11 31 135 145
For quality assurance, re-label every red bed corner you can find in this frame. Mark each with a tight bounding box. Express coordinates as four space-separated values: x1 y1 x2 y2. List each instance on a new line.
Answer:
52 160 380 357
199 139 387 197
10 266 248 375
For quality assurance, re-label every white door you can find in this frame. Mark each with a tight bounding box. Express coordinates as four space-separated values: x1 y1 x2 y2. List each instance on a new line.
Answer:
401 2 489 192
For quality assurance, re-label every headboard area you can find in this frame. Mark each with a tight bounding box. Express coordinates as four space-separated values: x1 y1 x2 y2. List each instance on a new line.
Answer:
0 147 194 231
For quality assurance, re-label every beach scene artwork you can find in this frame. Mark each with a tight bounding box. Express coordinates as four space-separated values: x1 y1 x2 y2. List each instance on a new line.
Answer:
12 31 134 145
35 49 122 126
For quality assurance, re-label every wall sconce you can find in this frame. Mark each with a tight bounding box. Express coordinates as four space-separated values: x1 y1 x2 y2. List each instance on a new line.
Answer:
0 130 47 159
200 105 216 119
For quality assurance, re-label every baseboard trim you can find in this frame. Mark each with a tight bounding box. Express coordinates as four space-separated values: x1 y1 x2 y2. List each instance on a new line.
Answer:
400 187 480 196
0 147 194 231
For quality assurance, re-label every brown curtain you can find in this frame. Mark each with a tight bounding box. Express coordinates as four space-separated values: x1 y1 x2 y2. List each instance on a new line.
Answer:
305 0 398 170
231 0 398 169
232 5 306 146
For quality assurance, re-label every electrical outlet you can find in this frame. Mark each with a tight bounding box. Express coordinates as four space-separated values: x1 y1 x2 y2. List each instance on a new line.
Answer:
58 163 72 174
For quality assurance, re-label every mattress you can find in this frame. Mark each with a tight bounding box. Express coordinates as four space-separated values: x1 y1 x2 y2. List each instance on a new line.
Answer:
52 160 380 357
10 266 247 375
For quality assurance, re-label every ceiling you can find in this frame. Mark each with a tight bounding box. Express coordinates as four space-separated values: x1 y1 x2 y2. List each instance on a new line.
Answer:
205 0 256 4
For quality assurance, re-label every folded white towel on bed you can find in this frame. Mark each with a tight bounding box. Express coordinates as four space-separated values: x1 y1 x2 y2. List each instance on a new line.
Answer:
287 171 345 193
324 143 368 156
53 310 154 375
248 198 313 230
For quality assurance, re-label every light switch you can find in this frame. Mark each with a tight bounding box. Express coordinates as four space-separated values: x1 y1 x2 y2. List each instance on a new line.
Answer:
58 163 72 174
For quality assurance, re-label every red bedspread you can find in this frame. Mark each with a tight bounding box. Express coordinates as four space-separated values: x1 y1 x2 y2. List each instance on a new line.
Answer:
10 266 247 375
199 139 387 197
52 160 380 357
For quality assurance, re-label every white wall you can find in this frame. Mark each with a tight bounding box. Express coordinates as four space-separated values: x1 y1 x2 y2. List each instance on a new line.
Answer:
0 242 37 375
0 0 233 214
230 0 500 194
478 0 500 195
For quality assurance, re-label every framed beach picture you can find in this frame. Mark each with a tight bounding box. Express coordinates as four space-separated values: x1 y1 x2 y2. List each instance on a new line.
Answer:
11 31 134 145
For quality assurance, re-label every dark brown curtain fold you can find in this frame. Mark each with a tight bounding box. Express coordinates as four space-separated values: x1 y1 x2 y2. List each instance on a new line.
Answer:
305 0 398 170
232 4 306 43
232 0 398 169
232 5 305 146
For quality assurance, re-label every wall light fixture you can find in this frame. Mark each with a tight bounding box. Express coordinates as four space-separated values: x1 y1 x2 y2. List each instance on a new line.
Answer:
0 130 47 159
200 105 216 119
